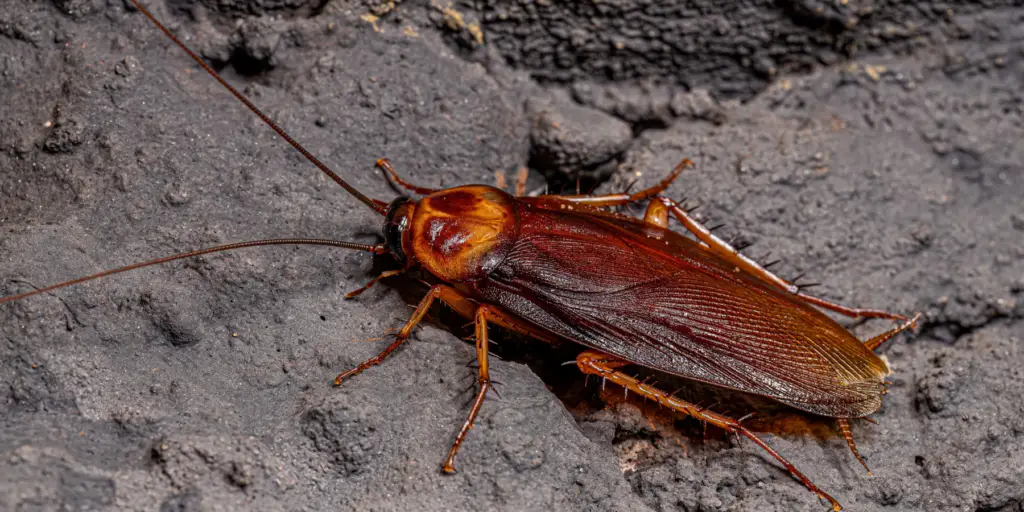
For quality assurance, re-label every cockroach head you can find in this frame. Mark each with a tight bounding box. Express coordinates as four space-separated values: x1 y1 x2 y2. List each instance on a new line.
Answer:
383 196 415 267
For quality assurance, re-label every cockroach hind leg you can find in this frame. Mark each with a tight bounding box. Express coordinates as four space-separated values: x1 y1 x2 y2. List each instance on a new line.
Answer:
575 350 843 511
838 418 872 475
862 312 922 351
658 196 905 322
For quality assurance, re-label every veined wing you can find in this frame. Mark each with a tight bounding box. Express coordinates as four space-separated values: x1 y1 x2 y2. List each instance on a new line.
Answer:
475 203 888 417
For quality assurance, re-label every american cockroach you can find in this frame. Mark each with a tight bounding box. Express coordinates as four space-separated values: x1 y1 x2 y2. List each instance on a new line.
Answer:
0 2 922 510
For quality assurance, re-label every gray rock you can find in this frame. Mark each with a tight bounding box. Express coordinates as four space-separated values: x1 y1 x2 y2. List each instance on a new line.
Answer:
1 1 1022 512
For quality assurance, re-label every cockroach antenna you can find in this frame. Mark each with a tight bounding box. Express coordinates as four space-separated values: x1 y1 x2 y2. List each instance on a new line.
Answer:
0 239 386 306
128 0 387 216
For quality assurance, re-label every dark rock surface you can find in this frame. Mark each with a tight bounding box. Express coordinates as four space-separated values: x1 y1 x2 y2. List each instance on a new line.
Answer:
1 1 1021 511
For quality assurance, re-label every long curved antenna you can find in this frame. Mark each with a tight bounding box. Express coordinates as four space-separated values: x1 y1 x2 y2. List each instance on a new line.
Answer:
128 0 387 216
0 238 386 305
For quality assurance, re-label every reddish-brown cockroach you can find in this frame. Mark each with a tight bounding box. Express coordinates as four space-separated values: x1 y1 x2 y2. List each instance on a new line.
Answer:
0 2 921 510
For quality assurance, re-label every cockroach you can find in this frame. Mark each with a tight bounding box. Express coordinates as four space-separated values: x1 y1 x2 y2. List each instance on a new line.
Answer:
0 2 921 510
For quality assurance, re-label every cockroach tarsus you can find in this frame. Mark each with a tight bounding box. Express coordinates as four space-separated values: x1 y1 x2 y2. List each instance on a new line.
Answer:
0 2 923 511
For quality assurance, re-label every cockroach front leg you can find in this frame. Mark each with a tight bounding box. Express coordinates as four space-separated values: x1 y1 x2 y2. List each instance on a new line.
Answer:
651 197 906 322
376 157 441 196
576 350 843 512
344 269 405 299
513 167 529 197
497 167 531 196
333 284 476 385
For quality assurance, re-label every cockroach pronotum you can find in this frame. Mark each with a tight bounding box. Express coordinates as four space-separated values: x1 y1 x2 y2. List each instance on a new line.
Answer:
0 2 921 510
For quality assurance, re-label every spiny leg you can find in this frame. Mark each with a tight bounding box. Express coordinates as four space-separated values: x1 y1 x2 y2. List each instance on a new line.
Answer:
333 284 476 385
442 305 500 472
536 156 901 321
464 299 562 343
542 157 694 206
545 153 905 321
654 196 906 321
377 157 441 196
442 303 562 472
576 350 843 511
344 269 405 299
837 418 871 475
863 312 921 351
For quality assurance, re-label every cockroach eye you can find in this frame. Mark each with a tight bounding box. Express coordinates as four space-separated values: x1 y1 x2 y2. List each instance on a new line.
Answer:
384 196 414 266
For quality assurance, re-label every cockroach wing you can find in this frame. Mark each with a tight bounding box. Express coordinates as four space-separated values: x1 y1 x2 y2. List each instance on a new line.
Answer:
474 202 889 418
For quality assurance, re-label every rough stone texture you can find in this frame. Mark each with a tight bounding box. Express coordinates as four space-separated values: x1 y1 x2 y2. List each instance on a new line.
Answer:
1 1 1022 511
528 89 633 181
471 0 1021 100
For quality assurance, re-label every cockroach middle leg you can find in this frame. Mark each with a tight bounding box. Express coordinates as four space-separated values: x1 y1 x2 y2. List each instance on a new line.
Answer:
437 303 556 471
376 157 440 195
576 350 843 511
542 157 694 206
654 196 906 322
834 316 922 472
333 285 476 385
442 304 503 473
643 196 671 229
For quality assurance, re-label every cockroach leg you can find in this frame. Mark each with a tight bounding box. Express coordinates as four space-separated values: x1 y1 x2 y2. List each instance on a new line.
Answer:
796 293 907 321
344 269 405 299
544 157 695 206
643 197 671 229
576 350 843 512
514 167 530 197
456 302 562 344
656 196 906 321
442 305 498 473
494 167 530 196
376 157 440 196
332 334 407 386
334 285 476 385
862 313 921 351
441 304 560 471
837 418 871 475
